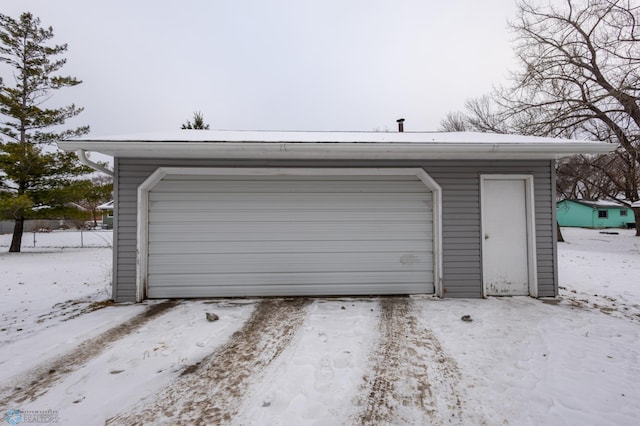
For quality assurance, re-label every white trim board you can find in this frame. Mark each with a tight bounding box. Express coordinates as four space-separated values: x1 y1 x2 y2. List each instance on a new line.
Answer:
58 130 615 161
136 167 443 302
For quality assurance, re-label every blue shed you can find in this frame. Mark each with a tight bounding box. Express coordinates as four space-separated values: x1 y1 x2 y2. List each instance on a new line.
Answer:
556 199 634 228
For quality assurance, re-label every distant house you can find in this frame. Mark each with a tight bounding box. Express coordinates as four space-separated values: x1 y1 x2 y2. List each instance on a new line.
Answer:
0 202 92 234
97 200 114 229
557 199 634 229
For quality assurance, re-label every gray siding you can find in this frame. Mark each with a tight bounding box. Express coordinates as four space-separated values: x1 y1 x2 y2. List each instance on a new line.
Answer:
113 158 557 301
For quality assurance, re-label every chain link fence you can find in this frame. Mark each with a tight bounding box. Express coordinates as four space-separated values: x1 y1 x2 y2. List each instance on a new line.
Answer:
0 229 113 249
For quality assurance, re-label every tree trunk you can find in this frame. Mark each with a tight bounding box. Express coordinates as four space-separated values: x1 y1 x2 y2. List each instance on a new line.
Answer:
633 207 640 237
9 217 25 252
556 221 565 242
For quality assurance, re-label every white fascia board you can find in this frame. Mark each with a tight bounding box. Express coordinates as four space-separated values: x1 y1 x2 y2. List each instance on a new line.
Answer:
57 140 614 160
53 129 608 144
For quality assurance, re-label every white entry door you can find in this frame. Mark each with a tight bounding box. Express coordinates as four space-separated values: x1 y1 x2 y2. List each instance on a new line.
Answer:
481 175 537 296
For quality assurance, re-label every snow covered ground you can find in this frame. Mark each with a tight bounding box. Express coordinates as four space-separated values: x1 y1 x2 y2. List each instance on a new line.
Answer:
0 228 638 425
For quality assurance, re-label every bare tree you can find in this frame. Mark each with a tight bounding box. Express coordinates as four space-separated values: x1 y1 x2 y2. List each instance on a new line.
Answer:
557 150 639 200
505 0 640 234
505 1 640 147
440 96 512 134
440 111 469 132
442 0 640 235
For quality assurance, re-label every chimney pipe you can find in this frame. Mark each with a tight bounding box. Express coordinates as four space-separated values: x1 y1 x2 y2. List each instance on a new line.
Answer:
396 118 405 132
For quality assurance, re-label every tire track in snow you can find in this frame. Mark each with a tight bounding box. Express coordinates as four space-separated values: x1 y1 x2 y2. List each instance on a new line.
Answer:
0 300 178 406
559 287 640 324
106 298 311 425
356 297 468 425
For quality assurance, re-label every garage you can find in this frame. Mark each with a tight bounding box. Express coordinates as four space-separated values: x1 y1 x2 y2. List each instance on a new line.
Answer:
57 130 615 302
140 168 440 298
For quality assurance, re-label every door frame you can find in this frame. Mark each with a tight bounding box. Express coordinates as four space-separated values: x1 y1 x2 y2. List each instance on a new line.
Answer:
480 174 538 297
136 167 443 302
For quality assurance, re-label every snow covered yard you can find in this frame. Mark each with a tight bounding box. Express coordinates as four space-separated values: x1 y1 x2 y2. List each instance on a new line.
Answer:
0 228 638 425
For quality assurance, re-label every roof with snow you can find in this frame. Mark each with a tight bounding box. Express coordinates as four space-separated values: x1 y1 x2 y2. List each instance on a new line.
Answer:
57 130 615 160
97 200 114 210
561 199 628 209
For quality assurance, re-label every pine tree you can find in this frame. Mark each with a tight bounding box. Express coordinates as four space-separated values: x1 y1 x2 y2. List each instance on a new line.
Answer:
0 12 91 252
181 111 210 130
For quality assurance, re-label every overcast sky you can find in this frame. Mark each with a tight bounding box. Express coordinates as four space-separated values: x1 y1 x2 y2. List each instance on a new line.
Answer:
2 0 521 136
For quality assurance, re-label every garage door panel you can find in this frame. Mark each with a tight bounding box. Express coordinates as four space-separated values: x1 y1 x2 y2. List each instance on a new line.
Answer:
150 210 432 223
151 179 428 194
165 174 422 182
147 174 434 297
149 221 431 237
149 230 433 243
147 272 433 298
149 251 432 274
149 211 432 228
150 192 432 206
148 271 432 286
148 240 431 255
147 283 429 298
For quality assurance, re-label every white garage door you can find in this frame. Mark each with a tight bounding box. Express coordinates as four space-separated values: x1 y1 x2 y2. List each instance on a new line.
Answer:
146 174 434 297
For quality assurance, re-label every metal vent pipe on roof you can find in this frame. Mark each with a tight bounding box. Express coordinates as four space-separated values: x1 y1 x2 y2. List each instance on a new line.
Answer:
396 118 405 132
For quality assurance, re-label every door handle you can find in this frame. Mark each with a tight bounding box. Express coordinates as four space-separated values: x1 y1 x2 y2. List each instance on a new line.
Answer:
484 234 489 240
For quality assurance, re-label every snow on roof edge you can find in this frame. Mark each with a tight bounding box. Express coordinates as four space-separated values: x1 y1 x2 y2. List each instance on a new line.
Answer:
563 199 629 208
67 130 606 145
57 130 614 160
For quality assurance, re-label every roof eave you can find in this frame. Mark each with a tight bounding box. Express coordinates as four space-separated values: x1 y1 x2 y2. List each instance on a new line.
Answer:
57 140 614 160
